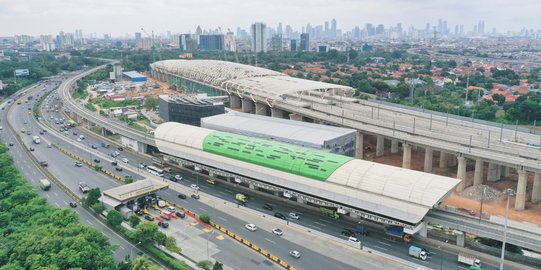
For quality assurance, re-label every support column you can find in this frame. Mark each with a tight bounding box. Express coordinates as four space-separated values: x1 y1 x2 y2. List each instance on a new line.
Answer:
502 166 511 178
473 159 484 186
376 136 384 157
439 151 448 169
423 148 433 172
515 169 527 210
255 102 268 116
390 140 399 154
271 108 283 118
456 231 465 247
289 113 303 121
418 221 428 238
241 98 254 113
448 154 457 167
456 156 466 192
248 183 255 189
402 143 412 169
487 163 501 181
230 95 241 109
532 172 541 204
296 197 304 204
355 131 364 160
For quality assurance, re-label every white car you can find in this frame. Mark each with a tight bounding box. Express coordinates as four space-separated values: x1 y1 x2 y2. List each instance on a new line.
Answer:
76 138 82 142
174 175 183 181
289 250 301 259
122 158 129 163
245 224 257 232
166 206 176 212
348 236 360 243
271 228 283 236
289 212 300 220
190 184 199 190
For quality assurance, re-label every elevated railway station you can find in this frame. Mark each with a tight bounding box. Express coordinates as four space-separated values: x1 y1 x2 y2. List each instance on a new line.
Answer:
154 122 460 234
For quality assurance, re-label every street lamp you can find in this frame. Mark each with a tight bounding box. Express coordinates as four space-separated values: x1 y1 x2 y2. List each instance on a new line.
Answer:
479 184 487 224
130 241 142 259
438 239 449 270
499 188 514 270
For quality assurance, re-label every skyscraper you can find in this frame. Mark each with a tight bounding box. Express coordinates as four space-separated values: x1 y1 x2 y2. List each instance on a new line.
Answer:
135 32 142 40
251 22 267 53
199 35 225 51
290 39 297 51
300 33 309 51
331 18 337 38
271 34 282 51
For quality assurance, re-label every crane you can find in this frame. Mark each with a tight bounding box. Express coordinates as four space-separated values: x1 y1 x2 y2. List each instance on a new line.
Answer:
141 28 161 62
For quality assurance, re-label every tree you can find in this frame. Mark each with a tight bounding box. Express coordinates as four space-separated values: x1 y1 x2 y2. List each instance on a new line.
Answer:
92 203 105 214
196 260 213 270
129 215 140 228
131 256 161 270
84 188 101 208
492 94 506 105
199 213 211 224
107 210 123 227
212 261 223 270
165 236 181 253
144 97 159 110
131 222 161 243
125 175 134 184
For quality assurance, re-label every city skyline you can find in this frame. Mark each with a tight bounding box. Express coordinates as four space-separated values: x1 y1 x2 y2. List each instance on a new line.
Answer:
0 0 540 36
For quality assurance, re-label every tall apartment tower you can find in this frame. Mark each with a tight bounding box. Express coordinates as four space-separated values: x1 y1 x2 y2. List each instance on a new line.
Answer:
300 33 310 51
251 22 267 53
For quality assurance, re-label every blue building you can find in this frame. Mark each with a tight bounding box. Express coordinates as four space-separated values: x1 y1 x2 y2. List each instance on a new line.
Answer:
199 35 224 51
123 71 147 82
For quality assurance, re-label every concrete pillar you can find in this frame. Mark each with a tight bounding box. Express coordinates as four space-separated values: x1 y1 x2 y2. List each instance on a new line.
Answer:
487 163 501 181
448 154 457 167
390 140 399 154
502 166 511 178
532 172 541 204
402 143 412 169
376 136 384 157
473 159 484 186
271 108 283 118
209 171 216 178
456 156 467 192
515 169 527 210
423 148 433 172
230 95 241 108
355 131 364 160
241 98 254 113
456 231 465 247
273 190 280 196
255 102 268 116
289 113 303 121
439 151 448 169
296 197 304 204
248 182 255 189
418 221 428 238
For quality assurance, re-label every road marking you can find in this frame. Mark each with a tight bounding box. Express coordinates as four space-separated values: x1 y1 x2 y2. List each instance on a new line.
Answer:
55 202 60 207
54 192 58 196
318 219 332 224
63 201 68 205
372 245 388 251
86 219 94 225
217 216 227 222
377 241 392 247
218 191 227 195
313 221 327 227
308 224 321 230
119 246 125 250
216 235 225 240
46 193 50 198
198 207 207 212
190 222 199 226
264 238 276 244
202 228 212 233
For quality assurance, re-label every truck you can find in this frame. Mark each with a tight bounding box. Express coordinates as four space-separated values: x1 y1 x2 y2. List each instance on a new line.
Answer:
39 179 51 191
118 206 133 220
458 253 481 267
320 207 340 219
384 226 412 242
235 193 248 204
32 136 41 144
408 246 427 261
101 141 110 148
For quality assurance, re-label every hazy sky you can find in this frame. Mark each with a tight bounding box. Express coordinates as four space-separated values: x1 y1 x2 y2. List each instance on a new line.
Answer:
0 0 539 36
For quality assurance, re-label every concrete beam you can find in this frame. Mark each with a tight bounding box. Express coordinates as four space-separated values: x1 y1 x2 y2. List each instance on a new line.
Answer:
255 102 268 116
532 172 541 204
355 131 364 160
423 147 433 172
241 98 254 113
390 140 399 154
439 151 448 169
289 113 303 121
515 169 527 210
402 143 412 169
271 108 283 118
487 163 501 181
456 156 467 192
376 136 384 157
230 95 241 108
473 159 484 186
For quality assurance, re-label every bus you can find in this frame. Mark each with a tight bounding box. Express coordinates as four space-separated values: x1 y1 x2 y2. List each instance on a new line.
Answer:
68 119 76 128
151 157 164 167
146 166 164 177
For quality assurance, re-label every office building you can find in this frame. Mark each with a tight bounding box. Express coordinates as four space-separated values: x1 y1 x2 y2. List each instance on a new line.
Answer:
290 39 297 51
179 34 198 51
271 34 282 51
300 33 309 51
159 94 225 127
251 22 267 52
135 32 142 40
199 34 224 51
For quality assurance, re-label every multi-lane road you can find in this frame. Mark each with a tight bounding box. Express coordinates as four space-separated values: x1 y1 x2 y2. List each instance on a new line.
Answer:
3 76 518 269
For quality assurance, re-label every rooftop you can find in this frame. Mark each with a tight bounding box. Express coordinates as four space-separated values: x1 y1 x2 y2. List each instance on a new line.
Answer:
102 179 169 202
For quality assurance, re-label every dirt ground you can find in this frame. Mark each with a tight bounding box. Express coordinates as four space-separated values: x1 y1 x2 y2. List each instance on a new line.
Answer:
362 135 541 226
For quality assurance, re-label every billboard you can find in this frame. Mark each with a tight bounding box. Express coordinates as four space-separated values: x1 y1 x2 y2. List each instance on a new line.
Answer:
15 69 30 76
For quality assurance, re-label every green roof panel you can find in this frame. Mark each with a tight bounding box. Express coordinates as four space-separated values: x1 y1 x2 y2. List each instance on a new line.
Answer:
202 131 353 181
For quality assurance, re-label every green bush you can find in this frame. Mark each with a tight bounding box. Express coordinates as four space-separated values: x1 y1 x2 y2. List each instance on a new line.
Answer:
143 244 189 270
92 203 105 214
107 210 123 227
129 215 140 228
196 260 213 270
199 213 211 224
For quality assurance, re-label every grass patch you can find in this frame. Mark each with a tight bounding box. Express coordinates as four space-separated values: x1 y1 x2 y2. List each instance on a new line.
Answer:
90 98 142 109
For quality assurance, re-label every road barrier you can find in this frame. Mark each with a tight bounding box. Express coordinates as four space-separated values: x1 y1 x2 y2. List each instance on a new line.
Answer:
212 223 296 270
